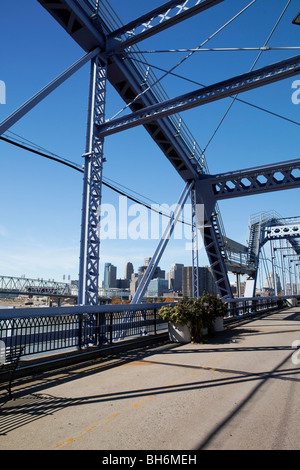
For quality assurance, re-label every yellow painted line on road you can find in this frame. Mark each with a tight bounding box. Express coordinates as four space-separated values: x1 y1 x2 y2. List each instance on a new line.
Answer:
51 344 260 450
50 396 154 450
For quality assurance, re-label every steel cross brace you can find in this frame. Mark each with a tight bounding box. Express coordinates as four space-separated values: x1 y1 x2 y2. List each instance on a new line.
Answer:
131 181 193 305
260 217 300 258
96 54 300 137
195 159 300 297
0 48 100 136
263 223 300 243
114 181 192 340
106 0 224 53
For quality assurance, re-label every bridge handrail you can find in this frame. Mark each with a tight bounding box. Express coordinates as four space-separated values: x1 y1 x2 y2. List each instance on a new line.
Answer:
0 294 296 319
0 297 297 360
0 302 176 320
225 295 299 318
225 295 299 304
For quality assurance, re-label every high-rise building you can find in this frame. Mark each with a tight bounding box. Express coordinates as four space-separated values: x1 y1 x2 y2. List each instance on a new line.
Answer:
182 266 217 297
138 260 165 280
130 273 140 297
103 263 117 288
124 262 134 281
167 263 184 292
146 278 169 297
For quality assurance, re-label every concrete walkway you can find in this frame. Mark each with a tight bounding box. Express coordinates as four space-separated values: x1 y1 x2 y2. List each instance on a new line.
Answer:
0 307 300 451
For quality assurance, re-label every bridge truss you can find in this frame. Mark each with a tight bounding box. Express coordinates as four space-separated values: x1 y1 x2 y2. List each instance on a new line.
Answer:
0 275 72 298
245 212 300 297
1 0 300 303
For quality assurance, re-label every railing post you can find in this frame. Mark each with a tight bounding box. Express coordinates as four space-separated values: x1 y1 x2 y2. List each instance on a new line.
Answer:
109 312 113 344
78 314 83 350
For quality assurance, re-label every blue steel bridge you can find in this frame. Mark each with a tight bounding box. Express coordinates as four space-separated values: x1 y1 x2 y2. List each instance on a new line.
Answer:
0 1 300 357
27 0 300 304
1 3 300 450
0 210 300 301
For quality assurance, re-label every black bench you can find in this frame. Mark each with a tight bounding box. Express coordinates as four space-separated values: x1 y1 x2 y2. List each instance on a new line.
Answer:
0 346 24 400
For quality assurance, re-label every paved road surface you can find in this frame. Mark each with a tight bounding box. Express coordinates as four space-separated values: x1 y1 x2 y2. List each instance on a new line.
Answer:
0 307 299 450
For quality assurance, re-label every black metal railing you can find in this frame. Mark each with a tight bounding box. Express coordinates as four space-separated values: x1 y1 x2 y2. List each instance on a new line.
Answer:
0 303 170 359
225 295 296 318
0 296 298 361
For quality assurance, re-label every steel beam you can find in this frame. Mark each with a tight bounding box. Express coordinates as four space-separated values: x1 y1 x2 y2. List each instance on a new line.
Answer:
0 48 100 136
201 223 232 299
96 55 300 137
106 0 224 52
37 0 106 52
114 182 191 340
260 217 300 256
190 185 200 298
211 158 300 200
194 180 232 299
131 182 192 304
263 223 300 241
78 56 107 305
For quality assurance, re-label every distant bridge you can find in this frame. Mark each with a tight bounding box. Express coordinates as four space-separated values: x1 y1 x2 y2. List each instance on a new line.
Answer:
0 275 75 298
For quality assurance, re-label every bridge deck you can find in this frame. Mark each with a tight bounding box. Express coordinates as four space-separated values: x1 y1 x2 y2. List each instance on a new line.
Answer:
0 306 299 451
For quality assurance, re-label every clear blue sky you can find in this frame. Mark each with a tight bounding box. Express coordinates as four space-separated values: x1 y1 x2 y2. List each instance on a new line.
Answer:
0 0 299 283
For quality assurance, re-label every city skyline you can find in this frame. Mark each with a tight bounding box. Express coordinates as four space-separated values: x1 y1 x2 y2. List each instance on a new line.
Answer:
0 1 299 288
100 257 219 297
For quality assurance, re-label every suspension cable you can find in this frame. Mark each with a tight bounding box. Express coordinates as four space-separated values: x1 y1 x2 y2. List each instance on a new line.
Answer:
202 0 292 154
109 0 257 121
127 46 300 54
128 56 300 127
0 134 192 226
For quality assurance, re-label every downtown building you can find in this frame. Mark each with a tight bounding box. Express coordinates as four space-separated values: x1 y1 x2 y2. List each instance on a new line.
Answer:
182 266 217 297
103 263 117 288
167 263 184 293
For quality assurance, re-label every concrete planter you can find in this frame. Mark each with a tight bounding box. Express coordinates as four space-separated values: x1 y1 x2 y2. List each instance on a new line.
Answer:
169 317 224 343
213 316 224 332
168 322 191 343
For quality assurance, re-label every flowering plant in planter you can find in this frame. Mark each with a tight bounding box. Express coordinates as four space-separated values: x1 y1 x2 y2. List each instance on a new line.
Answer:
158 298 193 326
159 294 228 343
200 292 228 331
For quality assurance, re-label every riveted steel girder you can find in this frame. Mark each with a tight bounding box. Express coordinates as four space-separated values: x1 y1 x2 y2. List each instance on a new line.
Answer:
106 0 224 52
78 57 107 305
211 158 300 200
96 55 300 137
